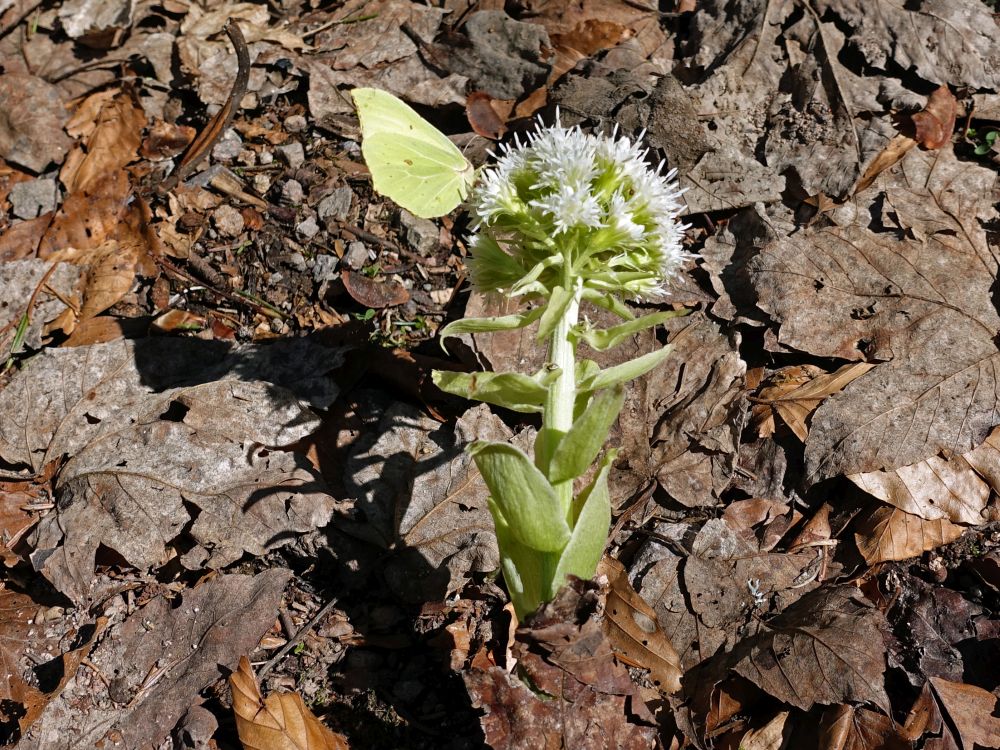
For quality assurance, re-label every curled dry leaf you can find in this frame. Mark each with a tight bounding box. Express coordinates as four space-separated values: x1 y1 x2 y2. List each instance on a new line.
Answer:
598 556 681 694
751 363 874 442
466 92 507 139
341 269 410 309
231 656 349 750
853 505 963 565
911 86 957 150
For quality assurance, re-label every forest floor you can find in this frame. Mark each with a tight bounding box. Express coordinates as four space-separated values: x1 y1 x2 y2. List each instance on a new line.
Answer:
0 0 999 748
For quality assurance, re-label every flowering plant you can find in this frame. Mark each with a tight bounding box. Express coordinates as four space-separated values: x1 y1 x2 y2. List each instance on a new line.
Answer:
433 119 688 617
353 93 688 617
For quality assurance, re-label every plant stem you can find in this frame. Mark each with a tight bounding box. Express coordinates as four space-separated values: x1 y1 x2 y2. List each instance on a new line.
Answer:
543 278 583 518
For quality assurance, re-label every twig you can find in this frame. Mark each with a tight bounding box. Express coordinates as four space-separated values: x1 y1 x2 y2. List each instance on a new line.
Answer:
257 596 339 679
161 20 250 192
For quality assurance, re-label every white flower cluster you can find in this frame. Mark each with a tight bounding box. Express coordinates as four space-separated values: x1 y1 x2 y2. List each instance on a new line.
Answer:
469 115 688 298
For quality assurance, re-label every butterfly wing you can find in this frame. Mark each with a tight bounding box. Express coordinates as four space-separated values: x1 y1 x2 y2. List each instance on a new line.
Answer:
352 88 474 218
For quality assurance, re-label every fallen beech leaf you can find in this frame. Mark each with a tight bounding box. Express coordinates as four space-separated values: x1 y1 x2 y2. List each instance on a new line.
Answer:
341 269 409 309
18 571 290 750
60 87 146 194
928 677 1000 748
466 92 506 139
740 711 789 750
231 655 349 750
818 704 907 750
753 363 874 442
854 505 963 564
695 586 890 713
849 424 1000 526
911 86 957 150
598 556 681 693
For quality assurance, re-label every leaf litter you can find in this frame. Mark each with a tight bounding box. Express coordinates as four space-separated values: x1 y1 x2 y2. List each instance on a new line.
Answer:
0 0 998 747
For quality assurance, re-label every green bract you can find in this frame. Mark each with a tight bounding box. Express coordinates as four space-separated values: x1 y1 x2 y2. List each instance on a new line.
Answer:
352 89 687 618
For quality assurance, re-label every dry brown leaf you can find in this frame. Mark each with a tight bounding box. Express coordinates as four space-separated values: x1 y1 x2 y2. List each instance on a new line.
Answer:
60 88 145 194
922 678 1000 748
753 363 873 442
752 148 1000 480
853 134 917 195
728 586 890 713
818 704 907 750
854 505 963 565
598 556 681 694
231 655 349 750
849 446 990 526
739 711 789 750
911 86 957 150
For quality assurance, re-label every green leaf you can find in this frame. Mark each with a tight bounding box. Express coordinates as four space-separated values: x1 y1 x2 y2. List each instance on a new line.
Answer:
548 385 625 484
976 142 992 155
574 310 688 351
578 345 673 393
437 307 543 342
582 290 636 321
536 286 576 342
489 498 556 618
433 370 548 412
469 441 570 552
551 451 614 594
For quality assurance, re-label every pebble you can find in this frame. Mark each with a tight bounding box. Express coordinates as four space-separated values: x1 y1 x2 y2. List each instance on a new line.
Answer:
284 114 307 133
281 179 304 205
399 211 439 255
253 173 272 194
9 178 59 219
296 215 319 239
211 129 243 162
259 151 274 165
317 186 354 225
343 240 370 270
313 253 339 282
277 141 305 168
286 252 307 271
212 204 244 237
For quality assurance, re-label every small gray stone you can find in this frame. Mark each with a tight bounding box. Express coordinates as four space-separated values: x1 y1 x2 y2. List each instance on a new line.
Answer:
211 129 243 162
9 178 59 219
259 151 274 165
212 204 244 237
284 114 308 133
317 187 354 225
277 141 305 168
296 215 320 239
313 253 339 282
399 210 439 255
344 240 370 270
286 252 307 271
281 179 304 205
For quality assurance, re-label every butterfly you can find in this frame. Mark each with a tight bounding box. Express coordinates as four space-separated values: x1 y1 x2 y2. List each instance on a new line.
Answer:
351 87 475 219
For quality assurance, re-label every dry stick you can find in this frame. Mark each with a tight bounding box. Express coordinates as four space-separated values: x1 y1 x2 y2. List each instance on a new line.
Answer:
257 596 340 679
153 254 283 319
159 19 250 194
